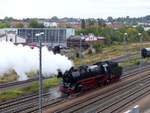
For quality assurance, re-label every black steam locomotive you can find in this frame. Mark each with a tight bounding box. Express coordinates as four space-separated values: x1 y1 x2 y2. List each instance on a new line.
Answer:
141 48 150 58
57 61 122 95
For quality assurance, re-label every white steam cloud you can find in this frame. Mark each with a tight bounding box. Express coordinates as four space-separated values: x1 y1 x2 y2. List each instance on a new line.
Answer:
0 41 73 81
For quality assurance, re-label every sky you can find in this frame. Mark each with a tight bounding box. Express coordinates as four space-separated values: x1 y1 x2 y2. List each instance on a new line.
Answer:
0 0 150 19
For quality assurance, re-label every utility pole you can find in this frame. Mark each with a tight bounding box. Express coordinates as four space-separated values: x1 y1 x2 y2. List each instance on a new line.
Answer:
5 30 8 41
80 36 82 64
139 33 143 68
124 33 128 56
35 32 44 113
80 34 84 65
15 31 17 43
137 33 144 87
39 35 42 113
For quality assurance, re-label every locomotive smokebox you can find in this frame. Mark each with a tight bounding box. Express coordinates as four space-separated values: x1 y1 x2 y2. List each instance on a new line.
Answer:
57 69 63 78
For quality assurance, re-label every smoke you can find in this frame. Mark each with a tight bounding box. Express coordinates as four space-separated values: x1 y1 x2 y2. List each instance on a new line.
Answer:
0 41 73 81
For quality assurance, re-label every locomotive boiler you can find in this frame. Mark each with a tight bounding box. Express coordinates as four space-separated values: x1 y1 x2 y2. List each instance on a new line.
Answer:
57 61 122 95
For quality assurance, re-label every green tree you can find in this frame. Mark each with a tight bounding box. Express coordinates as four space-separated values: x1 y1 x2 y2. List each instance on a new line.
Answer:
97 18 106 27
142 32 150 41
16 23 24 28
107 16 113 23
147 29 150 36
51 16 58 20
76 25 150 45
0 23 10 28
87 19 96 28
4 17 14 22
126 27 139 42
81 19 86 29
29 19 44 28
93 43 104 53
136 25 144 33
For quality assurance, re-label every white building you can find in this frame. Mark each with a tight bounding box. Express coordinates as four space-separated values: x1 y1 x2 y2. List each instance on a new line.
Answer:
0 33 26 43
85 34 105 42
44 22 58 27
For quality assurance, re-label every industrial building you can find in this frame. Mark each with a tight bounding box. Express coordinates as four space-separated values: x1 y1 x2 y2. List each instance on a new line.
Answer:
17 28 75 47
67 34 105 49
0 28 26 43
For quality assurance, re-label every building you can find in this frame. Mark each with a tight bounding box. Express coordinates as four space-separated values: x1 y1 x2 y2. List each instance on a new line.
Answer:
43 22 58 27
0 32 26 43
67 36 89 49
0 29 5 37
17 28 75 47
106 22 125 29
0 28 25 43
67 34 105 49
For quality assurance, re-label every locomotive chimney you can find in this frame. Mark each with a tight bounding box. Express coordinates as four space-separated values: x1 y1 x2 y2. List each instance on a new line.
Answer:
57 69 63 78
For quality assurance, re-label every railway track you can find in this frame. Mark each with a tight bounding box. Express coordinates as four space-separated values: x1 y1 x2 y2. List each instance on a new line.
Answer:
0 76 51 91
1 65 150 113
0 87 64 113
1 59 150 113
57 73 150 113
112 53 138 63
97 84 150 113
0 53 136 90
47 69 150 113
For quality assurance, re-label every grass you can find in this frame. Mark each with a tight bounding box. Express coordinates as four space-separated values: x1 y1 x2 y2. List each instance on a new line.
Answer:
0 70 38 84
120 56 140 68
0 89 24 101
0 77 61 102
74 42 150 66
0 70 18 83
43 77 61 88
1 42 150 101
1 42 150 83
0 74 17 83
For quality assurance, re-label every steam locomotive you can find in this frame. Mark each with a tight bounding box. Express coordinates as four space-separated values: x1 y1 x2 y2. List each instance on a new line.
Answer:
141 48 150 58
57 61 122 95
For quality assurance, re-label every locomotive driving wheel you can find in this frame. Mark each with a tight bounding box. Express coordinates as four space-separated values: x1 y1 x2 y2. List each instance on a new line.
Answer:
75 84 84 93
61 92 69 97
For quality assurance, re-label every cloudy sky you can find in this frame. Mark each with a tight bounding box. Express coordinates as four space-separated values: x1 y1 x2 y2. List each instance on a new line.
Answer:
0 0 150 19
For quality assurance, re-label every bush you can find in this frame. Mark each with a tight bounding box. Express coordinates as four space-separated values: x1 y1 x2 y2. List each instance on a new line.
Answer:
93 43 104 53
135 60 140 65
0 77 61 101
0 89 23 101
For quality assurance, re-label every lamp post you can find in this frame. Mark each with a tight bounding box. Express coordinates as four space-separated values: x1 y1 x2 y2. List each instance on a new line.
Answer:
35 32 44 113
137 33 144 86
80 33 84 65
138 33 143 68
15 31 17 43
5 30 8 41
124 33 128 56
